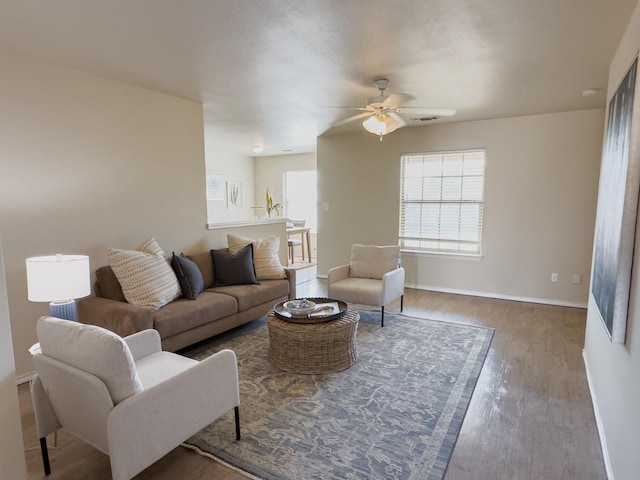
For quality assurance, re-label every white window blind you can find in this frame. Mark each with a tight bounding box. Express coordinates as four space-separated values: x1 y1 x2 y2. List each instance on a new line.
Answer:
399 149 485 255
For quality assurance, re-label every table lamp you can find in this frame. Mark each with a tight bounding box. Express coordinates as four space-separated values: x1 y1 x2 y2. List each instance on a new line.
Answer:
26 254 91 321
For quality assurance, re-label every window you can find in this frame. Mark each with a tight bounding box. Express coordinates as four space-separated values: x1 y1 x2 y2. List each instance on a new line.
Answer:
399 149 485 255
283 170 317 231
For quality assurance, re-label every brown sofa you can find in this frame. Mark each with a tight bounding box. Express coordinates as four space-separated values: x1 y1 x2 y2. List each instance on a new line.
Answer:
77 251 296 351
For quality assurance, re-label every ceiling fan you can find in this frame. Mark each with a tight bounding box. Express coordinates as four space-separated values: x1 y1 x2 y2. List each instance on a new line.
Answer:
334 78 456 141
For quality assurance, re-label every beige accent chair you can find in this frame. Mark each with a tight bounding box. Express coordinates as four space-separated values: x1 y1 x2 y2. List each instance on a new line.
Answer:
328 244 405 327
29 316 240 480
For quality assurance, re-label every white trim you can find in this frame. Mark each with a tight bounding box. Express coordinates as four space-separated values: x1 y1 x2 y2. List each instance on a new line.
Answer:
404 283 587 308
316 276 587 308
582 350 613 480
206 218 286 229
16 371 35 385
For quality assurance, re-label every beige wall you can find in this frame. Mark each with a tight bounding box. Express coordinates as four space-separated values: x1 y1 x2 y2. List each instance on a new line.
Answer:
0 50 281 380
583 1 640 478
0 236 26 479
318 109 604 306
254 153 318 260
204 129 255 223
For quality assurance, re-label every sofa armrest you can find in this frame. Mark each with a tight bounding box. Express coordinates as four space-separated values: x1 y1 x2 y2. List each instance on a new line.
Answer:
77 296 153 338
124 330 162 360
328 264 350 286
283 267 297 300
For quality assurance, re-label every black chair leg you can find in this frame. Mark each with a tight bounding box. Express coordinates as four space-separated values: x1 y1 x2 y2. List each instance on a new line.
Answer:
234 406 241 440
400 295 404 312
381 306 384 327
40 437 51 475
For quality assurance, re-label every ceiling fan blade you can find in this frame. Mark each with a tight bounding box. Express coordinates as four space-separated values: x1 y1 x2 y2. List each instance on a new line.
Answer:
395 107 456 116
332 111 372 127
382 93 411 108
388 112 406 128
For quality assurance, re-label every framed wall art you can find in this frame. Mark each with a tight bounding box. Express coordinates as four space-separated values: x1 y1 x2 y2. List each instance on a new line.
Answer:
206 172 224 201
227 180 242 209
591 55 640 344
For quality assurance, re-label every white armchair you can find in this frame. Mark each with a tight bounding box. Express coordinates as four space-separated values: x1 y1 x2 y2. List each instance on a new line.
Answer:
328 244 405 327
29 316 240 480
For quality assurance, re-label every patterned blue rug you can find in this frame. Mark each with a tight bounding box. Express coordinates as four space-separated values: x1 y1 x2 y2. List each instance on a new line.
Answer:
181 310 493 480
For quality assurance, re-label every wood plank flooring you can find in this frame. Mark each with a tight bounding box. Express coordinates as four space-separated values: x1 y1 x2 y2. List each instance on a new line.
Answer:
19 281 606 479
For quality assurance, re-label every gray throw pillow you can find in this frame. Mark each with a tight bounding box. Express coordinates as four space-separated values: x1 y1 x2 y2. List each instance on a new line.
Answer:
211 244 259 286
171 252 205 300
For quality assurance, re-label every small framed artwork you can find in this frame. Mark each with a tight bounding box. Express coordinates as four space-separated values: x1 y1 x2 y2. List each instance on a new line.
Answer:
227 181 242 209
206 172 224 201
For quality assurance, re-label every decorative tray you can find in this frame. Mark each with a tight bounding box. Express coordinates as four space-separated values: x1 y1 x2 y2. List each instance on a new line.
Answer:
273 297 348 324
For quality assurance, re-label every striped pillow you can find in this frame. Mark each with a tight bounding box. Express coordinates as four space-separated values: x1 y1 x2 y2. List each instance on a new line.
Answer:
108 238 181 309
227 234 285 280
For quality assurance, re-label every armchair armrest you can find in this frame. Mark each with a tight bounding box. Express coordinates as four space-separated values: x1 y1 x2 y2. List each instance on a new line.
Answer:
381 267 405 305
124 330 162 360
107 349 239 480
77 296 153 337
328 264 350 286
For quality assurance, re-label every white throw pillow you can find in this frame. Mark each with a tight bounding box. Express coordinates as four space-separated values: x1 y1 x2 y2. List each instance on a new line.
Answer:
36 316 143 404
349 244 401 280
108 238 180 309
227 234 286 280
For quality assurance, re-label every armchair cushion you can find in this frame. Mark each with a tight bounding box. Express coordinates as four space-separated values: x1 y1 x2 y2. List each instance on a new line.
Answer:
349 244 401 279
37 316 143 404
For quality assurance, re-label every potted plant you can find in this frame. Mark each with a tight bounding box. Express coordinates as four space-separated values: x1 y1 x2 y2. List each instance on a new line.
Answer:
265 189 282 218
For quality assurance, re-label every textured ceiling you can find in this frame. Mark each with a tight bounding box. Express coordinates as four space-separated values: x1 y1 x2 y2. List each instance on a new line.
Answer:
0 0 636 156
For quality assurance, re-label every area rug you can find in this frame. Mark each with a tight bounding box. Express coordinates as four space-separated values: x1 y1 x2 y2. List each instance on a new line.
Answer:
180 310 494 480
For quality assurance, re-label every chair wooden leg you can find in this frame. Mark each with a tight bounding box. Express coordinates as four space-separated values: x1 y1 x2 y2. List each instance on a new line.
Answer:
381 306 384 327
234 406 241 440
40 437 51 475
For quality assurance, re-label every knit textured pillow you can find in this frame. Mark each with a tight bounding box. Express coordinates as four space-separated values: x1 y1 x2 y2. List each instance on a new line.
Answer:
108 238 181 309
227 233 286 280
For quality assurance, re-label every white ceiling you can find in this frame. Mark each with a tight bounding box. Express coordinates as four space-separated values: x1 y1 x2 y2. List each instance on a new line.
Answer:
0 0 636 156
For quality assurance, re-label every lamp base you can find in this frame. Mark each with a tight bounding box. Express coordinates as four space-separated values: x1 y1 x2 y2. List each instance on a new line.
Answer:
49 300 77 322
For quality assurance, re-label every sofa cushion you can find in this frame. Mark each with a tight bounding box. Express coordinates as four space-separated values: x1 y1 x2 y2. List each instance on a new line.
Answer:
36 316 143 404
95 266 127 302
208 278 289 312
152 292 238 339
187 251 214 289
171 253 204 300
349 244 401 280
211 244 259 286
108 238 181 310
227 234 286 280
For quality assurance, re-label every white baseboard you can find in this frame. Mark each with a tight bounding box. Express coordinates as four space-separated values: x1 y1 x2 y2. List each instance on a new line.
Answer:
582 350 613 480
16 371 35 385
404 283 588 309
316 276 587 308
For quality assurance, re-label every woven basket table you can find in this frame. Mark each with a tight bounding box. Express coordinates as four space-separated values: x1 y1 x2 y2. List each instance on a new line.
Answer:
267 308 359 374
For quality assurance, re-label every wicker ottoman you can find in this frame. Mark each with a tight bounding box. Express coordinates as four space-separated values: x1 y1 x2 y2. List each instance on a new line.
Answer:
267 308 359 374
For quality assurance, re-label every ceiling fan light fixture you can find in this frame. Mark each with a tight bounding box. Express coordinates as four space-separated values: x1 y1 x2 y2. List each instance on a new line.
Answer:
362 113 401 137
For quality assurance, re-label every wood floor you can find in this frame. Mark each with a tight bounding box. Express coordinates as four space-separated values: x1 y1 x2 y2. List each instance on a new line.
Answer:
19 280 606 479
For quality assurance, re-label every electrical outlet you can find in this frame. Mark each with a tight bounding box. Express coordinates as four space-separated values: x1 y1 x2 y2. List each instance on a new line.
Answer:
322 202 329 211
551 273 558 282
572 274 581 285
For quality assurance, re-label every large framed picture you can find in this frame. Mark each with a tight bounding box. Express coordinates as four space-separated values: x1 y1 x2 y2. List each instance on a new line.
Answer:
591 55 640 344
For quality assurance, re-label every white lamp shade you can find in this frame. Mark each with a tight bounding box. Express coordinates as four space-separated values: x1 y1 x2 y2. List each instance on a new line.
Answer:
26 254 91 302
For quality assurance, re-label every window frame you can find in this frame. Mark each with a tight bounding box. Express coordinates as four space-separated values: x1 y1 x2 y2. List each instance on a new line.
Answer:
398 148 486 257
